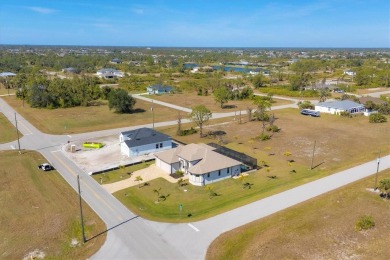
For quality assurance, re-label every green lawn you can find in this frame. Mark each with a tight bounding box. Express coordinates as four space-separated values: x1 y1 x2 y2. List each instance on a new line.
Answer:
0 112 22 143
0 150 106 259
92 161 153 184
113 163 328 223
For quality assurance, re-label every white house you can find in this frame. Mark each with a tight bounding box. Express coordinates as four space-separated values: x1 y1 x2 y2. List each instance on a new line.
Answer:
146 84 174 94
96 68 124 79
120 128 172 157
0 72 16 77
315 100 365 115
344 70 356 76
154 143 241 186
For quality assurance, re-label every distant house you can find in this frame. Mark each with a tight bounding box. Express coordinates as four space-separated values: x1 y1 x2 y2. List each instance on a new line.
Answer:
120 128 172 157
110 58 122 64
62 67 80 74
315 100 365 115
147 84 174 94
344 70 356 76
154 143 242 186
96 68 124 79
0 72 16 77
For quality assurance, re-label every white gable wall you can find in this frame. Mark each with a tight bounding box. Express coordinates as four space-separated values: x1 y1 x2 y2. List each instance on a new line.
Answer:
129 140 172 157
189 165 241 186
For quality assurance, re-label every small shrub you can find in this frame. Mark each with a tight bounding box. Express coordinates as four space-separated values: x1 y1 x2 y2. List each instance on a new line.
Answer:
355 215 375 231
258 133 271 141
340 111 352 118
266 125 280 132
369 113 387 123
178 127 198 136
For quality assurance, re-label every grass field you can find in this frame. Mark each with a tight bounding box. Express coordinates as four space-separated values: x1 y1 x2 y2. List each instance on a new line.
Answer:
0 88 16 95
206 170 390 260
148 91 293 112
2 96 181 134
0 150 106 259
160 108 389 173
0 113 22 143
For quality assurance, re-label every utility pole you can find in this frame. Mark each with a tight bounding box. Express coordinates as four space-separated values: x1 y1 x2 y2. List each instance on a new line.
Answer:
14 113 21 154
77 175 86 243
310 140 316 170
374 152 381 190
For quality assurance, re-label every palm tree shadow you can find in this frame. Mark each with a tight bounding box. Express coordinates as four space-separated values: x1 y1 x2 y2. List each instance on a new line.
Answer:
86 215 139 242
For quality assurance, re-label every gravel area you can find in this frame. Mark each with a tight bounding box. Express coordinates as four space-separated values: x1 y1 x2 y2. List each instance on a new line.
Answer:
62 134 154 174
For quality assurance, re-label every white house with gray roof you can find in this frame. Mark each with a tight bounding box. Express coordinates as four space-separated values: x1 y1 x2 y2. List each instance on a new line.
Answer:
97 68 124 79
154 143 241 186
315 100 365 115
120 128 172 157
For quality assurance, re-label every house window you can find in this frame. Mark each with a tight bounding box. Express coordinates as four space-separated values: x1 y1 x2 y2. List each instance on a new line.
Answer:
156 144 159 149
207 173 210 178
218 170 221 176
227 168 230 174
160 143 163 148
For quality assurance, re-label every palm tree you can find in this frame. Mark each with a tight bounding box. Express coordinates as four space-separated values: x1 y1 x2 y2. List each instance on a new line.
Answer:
135 176 143 188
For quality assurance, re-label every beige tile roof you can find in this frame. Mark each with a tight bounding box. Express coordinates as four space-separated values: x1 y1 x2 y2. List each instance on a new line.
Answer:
154 143 241 175
188 148 241 175
154 147 179 164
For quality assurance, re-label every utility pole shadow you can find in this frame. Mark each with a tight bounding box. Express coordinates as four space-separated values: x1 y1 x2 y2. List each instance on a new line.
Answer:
86 215 139 242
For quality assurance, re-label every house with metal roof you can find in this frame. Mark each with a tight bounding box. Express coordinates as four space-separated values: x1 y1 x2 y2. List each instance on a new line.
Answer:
154 143 241 186
146 84 174 94
0 72 16 77
315 100 365 115
119 128 172 157
96 68 124 79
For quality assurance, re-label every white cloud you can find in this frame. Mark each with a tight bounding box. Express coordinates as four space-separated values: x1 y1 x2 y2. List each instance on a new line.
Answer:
27 6 56 14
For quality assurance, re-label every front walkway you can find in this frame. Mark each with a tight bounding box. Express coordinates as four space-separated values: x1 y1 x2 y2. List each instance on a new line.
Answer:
102 164 182 193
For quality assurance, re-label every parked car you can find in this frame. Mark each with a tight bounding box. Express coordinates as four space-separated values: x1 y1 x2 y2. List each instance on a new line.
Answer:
38 163 53 171
300 109 320 117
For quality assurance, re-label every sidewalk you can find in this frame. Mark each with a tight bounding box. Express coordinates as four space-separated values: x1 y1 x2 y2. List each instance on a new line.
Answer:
102 164 182 193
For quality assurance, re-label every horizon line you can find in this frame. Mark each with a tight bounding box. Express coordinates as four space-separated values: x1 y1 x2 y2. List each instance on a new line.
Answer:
0 44 389 49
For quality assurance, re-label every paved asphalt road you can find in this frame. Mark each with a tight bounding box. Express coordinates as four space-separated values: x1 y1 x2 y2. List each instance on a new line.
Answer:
1 96 389 259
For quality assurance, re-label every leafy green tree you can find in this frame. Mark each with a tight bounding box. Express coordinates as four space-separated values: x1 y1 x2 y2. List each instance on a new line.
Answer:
108 89 136 113
298 100 314 110
318 88 331 102
213 86 230 108
189 105 212 137
101 86 112 100
252 73 267 88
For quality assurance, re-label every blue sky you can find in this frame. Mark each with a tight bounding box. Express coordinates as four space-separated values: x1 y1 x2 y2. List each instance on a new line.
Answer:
0 0 389 47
